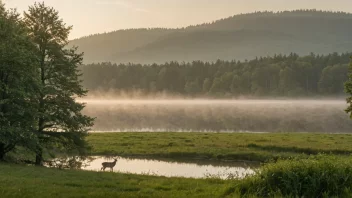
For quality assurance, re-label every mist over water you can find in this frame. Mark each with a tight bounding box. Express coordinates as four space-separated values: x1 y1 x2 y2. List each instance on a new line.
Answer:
81 99 352 133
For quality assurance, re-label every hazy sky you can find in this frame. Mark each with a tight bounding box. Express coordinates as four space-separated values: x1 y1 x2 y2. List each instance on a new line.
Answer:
3 0 352 39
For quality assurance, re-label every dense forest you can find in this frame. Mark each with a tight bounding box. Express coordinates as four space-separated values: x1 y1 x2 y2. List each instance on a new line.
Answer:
69 10 352 64
81 52 351 97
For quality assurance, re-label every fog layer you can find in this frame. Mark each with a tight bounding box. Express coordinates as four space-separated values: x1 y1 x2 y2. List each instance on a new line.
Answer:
81 99 351 133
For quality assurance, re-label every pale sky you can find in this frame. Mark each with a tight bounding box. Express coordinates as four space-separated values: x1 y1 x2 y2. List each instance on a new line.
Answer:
3 0 352 39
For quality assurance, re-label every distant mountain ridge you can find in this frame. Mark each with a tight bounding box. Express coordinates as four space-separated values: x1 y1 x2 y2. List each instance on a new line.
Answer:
68 10 352 64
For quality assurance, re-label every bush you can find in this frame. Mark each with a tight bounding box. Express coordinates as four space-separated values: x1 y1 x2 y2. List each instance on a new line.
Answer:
237 155 352 197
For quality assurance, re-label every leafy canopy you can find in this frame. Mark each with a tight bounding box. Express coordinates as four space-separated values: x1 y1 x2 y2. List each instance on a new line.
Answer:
0 3 38 158
22 2 94 164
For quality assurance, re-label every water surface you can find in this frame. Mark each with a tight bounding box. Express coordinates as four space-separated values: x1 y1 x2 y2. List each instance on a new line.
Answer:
81 156 256 179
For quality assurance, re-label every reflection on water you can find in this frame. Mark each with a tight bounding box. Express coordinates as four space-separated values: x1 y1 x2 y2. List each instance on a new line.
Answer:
80 99 352 133
81 156 255 179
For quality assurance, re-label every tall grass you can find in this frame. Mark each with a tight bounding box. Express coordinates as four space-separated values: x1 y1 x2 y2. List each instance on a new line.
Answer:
234 155 352 197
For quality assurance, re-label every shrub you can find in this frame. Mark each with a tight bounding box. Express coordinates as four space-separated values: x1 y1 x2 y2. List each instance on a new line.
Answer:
237 155 352 197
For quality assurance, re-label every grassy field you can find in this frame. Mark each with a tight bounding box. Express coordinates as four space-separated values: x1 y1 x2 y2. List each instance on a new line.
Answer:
87 132 352 162
3 133 352 198
1 156 352 198
0 163 233 198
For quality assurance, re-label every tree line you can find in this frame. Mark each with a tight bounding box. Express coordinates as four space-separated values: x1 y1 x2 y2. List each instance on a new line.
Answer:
0 2 93 164
81 53 351 97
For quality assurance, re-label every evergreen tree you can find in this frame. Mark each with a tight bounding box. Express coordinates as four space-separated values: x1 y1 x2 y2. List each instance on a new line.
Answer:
81 53 351 97
24 2 94 165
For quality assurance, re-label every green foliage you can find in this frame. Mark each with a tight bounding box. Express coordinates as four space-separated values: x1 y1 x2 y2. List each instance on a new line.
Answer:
69 10 352 64
23 2 94 164
202 78 212 92
0 2 94 162
319 64 348 94
237 155 352 197
82 53 350 97
87 133 352 162
0 4 38 159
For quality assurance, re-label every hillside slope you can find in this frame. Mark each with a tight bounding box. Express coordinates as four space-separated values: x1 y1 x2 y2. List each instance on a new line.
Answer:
69 10 352 64
68 28 174 63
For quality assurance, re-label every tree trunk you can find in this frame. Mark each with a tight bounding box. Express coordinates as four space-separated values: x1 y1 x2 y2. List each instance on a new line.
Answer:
0 143 5 161
0 143 15 161
35 147 43 166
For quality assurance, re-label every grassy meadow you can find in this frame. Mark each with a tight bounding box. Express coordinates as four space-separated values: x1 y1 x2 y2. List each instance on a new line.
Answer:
0 163 232 198
87 132 352 162
1 155 352 198
2 132 352 197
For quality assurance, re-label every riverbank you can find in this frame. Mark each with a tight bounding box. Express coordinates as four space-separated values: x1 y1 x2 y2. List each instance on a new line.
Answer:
87 132 352 162
0 163 232 198
2 132 352 197
2 155 352 198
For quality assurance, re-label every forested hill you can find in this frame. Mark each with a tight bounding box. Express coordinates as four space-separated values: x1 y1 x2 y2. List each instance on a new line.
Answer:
81 52 351 97
69 10 352 64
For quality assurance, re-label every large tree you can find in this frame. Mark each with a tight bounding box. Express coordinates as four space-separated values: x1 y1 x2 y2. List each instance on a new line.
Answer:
24 2 94 165
0 3 38 159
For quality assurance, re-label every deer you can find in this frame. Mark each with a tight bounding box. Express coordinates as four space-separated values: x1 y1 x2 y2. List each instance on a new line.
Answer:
101 158 118 172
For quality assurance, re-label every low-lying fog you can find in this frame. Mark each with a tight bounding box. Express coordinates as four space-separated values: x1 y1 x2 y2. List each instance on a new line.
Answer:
80 99 352 133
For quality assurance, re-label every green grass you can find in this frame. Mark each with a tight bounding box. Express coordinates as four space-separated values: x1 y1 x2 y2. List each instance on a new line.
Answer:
3 132 352 197
2 156 352 198
87 132 352 162
234 155 352 198
0 163 233 198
